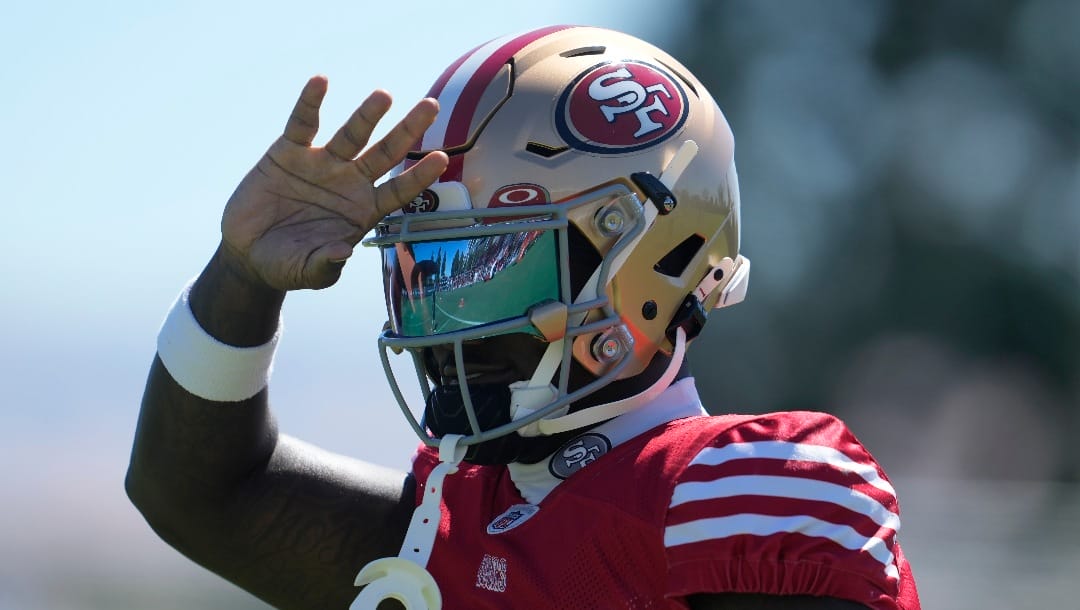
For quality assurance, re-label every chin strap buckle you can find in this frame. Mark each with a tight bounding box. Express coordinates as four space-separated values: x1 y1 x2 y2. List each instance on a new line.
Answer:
631 171 677 215
666 255 752 344
351 435 466 609
665 295 708 344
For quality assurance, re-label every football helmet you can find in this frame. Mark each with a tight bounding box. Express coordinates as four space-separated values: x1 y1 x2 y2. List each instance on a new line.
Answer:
365 25 749 463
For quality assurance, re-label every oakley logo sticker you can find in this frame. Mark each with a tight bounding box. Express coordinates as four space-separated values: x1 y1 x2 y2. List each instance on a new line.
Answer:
486 503 540 535
485 183 550 224
405 189 439 213
556 60 688 154
549 432 611 479
489 183 550 207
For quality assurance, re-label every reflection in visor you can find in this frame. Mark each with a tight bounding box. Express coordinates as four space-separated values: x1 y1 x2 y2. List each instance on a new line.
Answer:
383 229 559 337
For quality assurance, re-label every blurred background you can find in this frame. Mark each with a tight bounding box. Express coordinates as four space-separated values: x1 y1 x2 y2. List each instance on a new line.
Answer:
1 0 1076 608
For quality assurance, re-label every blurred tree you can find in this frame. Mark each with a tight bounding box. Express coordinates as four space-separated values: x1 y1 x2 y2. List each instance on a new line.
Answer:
675 0 1079 481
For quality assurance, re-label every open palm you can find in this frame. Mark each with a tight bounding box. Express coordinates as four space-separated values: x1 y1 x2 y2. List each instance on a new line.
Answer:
220 76 448 291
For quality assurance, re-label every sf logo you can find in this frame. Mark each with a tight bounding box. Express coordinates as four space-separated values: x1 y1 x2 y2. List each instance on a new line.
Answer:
561 439 603 470
549 433 610 478
588 67 674 138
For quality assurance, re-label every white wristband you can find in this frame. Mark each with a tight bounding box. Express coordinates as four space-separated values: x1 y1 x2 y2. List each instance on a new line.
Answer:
156 281 281 402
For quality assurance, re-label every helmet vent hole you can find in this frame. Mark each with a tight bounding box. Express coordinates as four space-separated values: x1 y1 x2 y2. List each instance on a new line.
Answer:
560 46 606 58
653 234 704 277
526 141 570 158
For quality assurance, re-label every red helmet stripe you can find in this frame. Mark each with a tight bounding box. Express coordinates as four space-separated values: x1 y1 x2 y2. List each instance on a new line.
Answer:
397 45 479 168
425 43 481 101
422 31 527 153
427 25 576 181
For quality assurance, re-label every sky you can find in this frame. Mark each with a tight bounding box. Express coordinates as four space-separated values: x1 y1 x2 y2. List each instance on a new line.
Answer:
0 2 678 607
0 1 680 457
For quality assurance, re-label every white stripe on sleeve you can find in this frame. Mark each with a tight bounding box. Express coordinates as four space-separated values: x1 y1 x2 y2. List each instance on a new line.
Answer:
664 513 900 580
669 475 900 532
688 441 896 496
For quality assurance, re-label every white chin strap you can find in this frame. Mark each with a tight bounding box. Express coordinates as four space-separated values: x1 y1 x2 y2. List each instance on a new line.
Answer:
536 326 688 435
508 338 566 437
351 435 467 610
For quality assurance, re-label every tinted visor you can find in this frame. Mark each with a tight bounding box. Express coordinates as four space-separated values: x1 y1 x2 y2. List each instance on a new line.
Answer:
382 229 560 337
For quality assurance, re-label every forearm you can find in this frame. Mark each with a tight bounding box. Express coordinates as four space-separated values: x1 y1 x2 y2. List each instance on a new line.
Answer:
127 245 418 608
127 244 285 521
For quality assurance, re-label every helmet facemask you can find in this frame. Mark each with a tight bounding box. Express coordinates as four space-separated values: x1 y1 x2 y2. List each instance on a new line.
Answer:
369 182 654 463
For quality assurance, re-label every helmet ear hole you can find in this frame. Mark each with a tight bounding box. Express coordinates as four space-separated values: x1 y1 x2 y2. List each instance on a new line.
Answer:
653 234 705 278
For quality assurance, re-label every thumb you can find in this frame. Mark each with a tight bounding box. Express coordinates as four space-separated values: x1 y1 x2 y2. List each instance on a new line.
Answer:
305 242 354 290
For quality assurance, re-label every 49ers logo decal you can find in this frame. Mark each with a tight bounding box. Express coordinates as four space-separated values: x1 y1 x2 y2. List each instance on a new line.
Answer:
548 432 611 479
555 60 688 154
404 189 439 213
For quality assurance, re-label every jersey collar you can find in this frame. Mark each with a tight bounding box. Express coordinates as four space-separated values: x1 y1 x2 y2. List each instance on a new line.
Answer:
506 377 706 504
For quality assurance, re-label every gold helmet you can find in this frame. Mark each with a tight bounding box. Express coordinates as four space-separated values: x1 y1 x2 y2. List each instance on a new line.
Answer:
366 25 749 463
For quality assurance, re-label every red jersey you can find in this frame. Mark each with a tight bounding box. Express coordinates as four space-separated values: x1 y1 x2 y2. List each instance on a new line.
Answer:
411 411 920 609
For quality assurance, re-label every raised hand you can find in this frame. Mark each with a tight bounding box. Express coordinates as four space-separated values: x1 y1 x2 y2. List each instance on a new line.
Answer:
220 75 449 291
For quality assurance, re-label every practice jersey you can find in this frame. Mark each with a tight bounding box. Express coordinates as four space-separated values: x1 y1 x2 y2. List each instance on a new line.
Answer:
411 411 920 609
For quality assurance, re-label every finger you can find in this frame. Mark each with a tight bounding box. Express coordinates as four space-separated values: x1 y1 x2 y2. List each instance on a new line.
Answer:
325 90 393 161
283 75 329 146
355 97 440 180
374 150 449 218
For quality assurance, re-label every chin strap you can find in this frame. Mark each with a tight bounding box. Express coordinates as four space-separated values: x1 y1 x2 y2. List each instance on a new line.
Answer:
351 435 466 610
507 339 566 437
534 326 688 435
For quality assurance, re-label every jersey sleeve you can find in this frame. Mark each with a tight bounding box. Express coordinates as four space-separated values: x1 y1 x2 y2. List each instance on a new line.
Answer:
663 411 918 609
